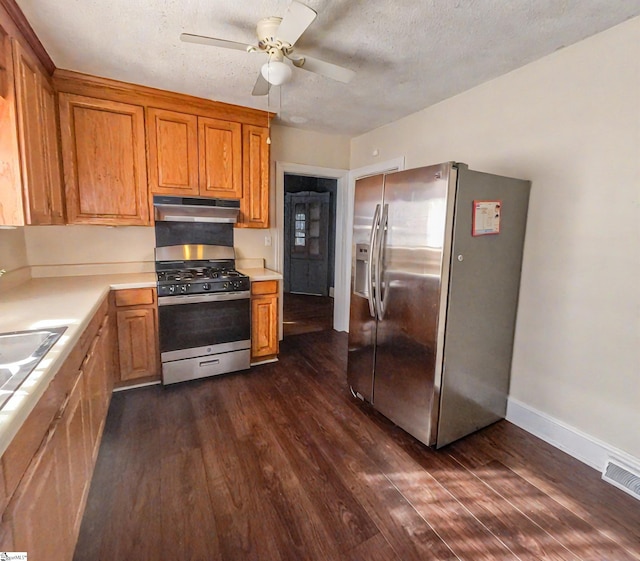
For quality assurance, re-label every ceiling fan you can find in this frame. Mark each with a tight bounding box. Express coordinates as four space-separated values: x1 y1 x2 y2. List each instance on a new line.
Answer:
180 1 355 96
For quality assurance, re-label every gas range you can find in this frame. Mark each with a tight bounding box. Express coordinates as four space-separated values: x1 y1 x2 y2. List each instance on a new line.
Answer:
154 244 250 297
153 231 251 386
156 266 250 296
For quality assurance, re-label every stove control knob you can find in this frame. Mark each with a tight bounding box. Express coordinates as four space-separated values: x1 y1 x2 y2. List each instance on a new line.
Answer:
202 283 210 291
180 284 189 293
168 285 176 294
223 281 230 290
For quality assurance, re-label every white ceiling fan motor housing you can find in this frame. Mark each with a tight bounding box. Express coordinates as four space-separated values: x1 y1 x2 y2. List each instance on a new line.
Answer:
257 17 290 53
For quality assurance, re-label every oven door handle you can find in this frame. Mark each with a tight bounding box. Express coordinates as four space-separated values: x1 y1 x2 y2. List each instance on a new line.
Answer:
158 291 251 306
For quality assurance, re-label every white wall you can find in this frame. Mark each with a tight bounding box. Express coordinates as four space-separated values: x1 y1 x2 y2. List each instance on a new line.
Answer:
351 17 640 460
0 228 28 272
0 228 29 291
24 225 155 267
270 125 350 169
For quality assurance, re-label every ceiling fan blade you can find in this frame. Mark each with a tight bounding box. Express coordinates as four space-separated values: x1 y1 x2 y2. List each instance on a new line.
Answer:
276 1 317 46
252 72 271 96
292 55 355 84
180 33 255 52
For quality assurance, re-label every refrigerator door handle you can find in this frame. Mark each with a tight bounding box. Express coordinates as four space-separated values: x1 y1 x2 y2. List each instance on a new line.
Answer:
375 203 389 320
367 204 381 318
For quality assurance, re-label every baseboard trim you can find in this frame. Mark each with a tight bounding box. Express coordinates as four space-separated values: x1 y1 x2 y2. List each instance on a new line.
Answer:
113 380 162 392
251 357 279 366
506 397 639 473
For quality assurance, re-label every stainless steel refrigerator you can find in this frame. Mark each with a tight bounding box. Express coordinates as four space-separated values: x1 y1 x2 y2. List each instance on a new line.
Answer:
347 162 530 448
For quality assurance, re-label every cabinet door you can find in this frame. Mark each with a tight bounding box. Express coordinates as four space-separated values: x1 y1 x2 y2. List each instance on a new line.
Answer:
58 372 89 540
147 107 199 196
40 76 65 223
251 291 279 360
239 124 270 228
117 307 159 381
95 317 112 430
0 28 26 226
6 425 69 561
82 335 101 461
12 40 49 224
59 93 149 225
198 116 242 198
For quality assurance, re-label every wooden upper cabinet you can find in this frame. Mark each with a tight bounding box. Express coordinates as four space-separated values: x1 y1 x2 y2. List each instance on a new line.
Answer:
40 77 65 223
147 107 199 196
239 124 269 228
0 26 25 227
59 93 150 225
198 116 242 198
12 39 63 224
12 40 44 221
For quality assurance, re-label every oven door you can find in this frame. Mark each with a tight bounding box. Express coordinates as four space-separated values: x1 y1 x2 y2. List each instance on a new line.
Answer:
158 291 250 361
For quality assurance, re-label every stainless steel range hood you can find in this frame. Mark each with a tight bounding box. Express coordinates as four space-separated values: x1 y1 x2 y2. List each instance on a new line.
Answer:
153 195 240 223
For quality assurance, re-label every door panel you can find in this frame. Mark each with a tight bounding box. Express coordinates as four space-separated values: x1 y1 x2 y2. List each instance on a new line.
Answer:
346 174 384 402
287 192 330 295
372 164 452 445
12 40 48 223
147 108 199 195
59 94 149 225
198 117 242 198
40 77 64 223
436 167 530 447
239 124 269 227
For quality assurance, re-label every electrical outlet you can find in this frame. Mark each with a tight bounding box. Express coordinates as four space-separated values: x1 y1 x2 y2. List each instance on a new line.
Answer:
264 235 272 247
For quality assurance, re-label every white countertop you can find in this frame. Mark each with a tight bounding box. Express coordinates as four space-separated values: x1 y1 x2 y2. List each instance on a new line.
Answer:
0 266 279 457
237 267 282 282
0 273 156 456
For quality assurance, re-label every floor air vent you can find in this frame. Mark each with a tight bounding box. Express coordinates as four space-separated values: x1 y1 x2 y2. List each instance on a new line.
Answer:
602 459 640 501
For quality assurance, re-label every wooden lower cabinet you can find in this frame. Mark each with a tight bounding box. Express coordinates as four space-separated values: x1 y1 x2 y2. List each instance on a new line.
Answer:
84 315 112 461
58 372 89 539
0 300 113 560
5 426 68 561
251 280 279 362
114 288 160 386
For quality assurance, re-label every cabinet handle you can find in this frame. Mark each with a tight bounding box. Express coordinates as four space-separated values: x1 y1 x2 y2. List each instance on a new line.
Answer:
199 359 220 367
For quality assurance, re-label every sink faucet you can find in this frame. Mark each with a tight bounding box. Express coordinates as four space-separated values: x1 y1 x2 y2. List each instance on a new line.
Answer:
0 269 5 277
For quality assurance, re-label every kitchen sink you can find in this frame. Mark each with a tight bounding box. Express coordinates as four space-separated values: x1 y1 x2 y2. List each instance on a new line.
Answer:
0 326 67 408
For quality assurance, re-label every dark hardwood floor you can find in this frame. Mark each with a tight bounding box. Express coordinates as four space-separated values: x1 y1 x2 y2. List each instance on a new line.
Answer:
74 330 640 561
283 292 333 337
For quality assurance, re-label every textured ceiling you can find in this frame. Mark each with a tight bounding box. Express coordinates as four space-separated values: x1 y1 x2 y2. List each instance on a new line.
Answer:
16 0 640 136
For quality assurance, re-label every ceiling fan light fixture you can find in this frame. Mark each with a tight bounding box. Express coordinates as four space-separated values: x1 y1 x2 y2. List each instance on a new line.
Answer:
261 60 292 86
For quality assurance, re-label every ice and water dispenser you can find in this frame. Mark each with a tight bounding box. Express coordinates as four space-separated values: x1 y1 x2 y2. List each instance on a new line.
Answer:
354 243 370 297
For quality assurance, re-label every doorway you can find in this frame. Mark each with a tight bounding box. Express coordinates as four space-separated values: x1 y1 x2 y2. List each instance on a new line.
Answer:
283 174 336 337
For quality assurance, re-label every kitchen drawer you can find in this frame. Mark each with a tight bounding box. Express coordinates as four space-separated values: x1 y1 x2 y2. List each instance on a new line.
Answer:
115 288 155 307
251 280 278 296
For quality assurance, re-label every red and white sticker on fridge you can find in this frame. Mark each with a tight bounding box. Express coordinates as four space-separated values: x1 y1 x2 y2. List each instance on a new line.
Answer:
472 200 501 236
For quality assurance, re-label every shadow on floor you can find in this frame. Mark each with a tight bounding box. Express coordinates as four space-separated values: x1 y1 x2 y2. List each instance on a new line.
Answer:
283 292 334 337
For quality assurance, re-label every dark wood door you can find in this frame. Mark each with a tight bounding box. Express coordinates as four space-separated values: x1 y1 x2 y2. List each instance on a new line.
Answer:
285 191 330 296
